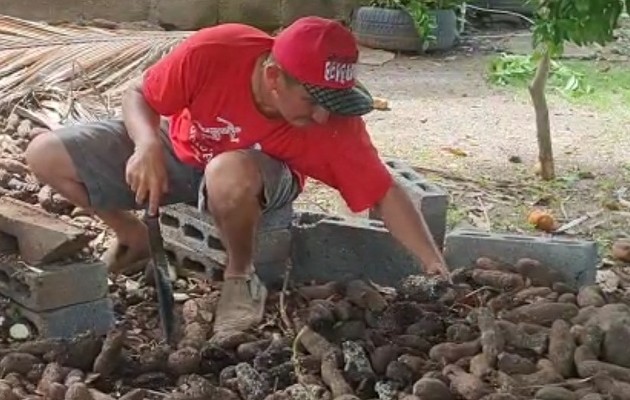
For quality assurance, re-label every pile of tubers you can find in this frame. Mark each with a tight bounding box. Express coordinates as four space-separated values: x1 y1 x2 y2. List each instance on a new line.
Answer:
1 255 630 400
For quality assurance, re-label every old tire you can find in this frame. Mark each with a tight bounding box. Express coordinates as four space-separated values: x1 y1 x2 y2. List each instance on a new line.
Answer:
426 9 458 52
352 6 423 53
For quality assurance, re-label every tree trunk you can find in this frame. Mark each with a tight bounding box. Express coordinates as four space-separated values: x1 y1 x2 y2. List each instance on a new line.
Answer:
528 49 554 180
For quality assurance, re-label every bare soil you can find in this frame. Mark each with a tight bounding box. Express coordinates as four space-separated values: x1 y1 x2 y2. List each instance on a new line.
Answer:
296 42 630 257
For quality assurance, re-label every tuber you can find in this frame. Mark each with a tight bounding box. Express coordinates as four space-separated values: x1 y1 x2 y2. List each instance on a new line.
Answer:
443 364 491 400
0 353 40 377
92 329 125 376
475 307 504 367
429 340 481 364
412 377 453 400
548 319 576 378
471 269 525 291
345 280 387 312
502 302 579 327
320 351 353 398
64 383 94 400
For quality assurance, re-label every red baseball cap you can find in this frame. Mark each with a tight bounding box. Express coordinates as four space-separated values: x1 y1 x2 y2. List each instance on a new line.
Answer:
271 16 374 116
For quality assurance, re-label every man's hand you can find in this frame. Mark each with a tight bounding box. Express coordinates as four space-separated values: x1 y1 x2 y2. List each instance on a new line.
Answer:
425 260 452 282
125 140 169 215
374 182 452 283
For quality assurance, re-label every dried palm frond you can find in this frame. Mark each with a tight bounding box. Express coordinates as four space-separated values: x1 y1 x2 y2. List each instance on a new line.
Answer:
0 14 192 128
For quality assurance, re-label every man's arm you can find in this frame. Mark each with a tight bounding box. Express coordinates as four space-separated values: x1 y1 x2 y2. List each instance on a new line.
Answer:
122 76 162 149
373 181 449 277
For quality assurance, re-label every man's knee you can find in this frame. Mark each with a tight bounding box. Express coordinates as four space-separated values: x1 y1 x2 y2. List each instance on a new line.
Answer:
25 131 71 181
204 151 263 212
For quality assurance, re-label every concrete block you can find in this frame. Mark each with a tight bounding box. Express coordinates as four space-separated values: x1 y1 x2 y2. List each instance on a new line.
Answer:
153 0 219 30
443 229 600 287
369 158 449 250
163 234 225 278
0 197 91 264
160 203 292 264
290 212 420 287
0 259 108 312
217 0 282 30
163 234 288 287
15 297 115 339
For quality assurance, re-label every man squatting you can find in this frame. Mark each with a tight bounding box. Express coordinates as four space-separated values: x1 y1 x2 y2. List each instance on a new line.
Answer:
25 16 450 334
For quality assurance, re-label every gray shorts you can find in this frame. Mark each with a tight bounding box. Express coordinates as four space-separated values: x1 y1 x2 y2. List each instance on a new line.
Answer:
53 119 300 213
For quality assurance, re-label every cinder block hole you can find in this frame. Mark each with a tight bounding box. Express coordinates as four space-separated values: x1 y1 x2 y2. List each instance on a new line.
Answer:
400 171 415 181
0 269 30 295
160 214 180 228
415 182 430 192
207 235 225 251
503 235 535 241
385 160 404 169
182 257 206 274
182 224 204 241
294 212 328 225
0 232 19 253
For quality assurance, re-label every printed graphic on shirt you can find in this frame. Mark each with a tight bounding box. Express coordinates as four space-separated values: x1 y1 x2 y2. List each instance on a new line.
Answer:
188 116 243 163
191 117 242 142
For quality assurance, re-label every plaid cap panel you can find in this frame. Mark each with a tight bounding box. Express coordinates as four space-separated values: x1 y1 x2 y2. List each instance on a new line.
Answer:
304 81 374 116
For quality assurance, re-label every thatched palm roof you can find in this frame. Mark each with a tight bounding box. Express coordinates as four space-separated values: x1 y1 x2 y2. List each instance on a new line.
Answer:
0 15 191 129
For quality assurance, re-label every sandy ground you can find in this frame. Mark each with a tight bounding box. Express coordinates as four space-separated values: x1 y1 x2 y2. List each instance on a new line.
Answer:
295 46 630 252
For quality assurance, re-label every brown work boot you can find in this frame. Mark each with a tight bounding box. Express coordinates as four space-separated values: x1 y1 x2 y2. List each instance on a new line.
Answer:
213 274 268 334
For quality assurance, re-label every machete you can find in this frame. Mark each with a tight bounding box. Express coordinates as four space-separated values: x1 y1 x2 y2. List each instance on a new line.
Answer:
143 208 176 345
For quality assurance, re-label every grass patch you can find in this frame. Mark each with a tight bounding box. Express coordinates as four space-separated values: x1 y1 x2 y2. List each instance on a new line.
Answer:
487 53 630 112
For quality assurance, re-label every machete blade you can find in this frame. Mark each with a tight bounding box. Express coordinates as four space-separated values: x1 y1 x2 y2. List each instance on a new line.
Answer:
143 210 176 345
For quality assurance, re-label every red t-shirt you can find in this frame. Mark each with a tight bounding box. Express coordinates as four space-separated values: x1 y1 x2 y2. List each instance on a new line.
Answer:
142 23 393 212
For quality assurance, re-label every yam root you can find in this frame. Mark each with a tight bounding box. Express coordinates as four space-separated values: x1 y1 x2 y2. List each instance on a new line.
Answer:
475 257 514 272
118 389 146 400
297 326 337 360
0 381 18 400
345 280 387 312
36 362 66 396
578 360 630 383
92 329 125 376
496 320 548 354
475 307 504 367
412 377 452 399
320 351 353 398
514 258 564 287
0 353 40 377
307 300 336 333
443 364 491 400
509 359 564 388
497 352 537 375
612 239 630 263
577 286 606 308
471 269 525 291
469 354 492 379
514 287 553 303
64 383 94 400
502 302 579 327
429 340 481 364
297 282 342 300
168 347 201 376
371 345 402 376
548 319 576 378
534 386 576 400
